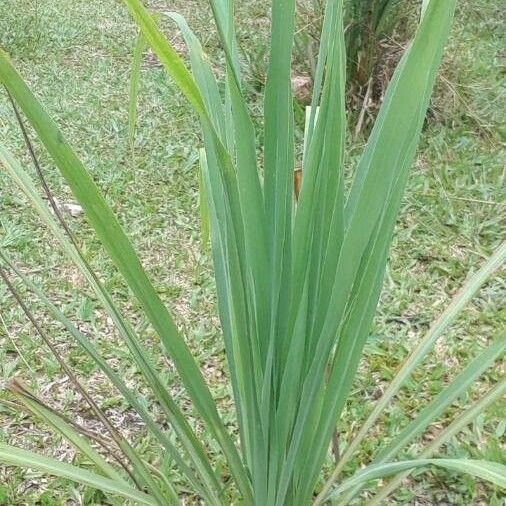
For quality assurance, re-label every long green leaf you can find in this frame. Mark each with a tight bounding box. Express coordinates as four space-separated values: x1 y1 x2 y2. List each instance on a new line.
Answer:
320 241 506 496
165 12 226 138
367 378 506 505
324 458 506 502
198 149 211 246
263 4 297 468
274 2 458 503
0 142 222 503
0 443 158 506
376 334 505 462
0 49 249 499
338 333 506 503
12 386 126 483
0 246 217 504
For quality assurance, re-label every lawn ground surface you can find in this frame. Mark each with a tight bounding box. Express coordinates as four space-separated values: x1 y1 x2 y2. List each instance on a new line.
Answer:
0 0 504 504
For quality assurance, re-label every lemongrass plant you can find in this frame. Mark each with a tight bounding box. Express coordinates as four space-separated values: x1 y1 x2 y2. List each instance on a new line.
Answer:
0 0 505 504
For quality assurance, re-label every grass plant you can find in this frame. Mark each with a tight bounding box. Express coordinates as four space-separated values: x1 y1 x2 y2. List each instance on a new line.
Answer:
0 0 504 504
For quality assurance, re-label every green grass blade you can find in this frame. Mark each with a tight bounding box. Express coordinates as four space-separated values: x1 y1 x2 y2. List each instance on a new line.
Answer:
274 2 458 502
374 334 506 463
339 333 506 503
304 0 334 152
198 149 211 246
200 143 261 481
367 378 506 505
200 129 268 493
323 459 506 502
263 0 296 386
375 333 506 462
199 149 258 471
166 12 226 139
0 249 217 503
12 386 126 483
207 0 241 85
0 55 248 500
0 443 158 506
121 0 206 117
0 142 224 503
322 241 506 491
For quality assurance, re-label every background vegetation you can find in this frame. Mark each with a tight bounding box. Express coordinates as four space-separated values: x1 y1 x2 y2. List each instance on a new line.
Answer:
0 0 504 504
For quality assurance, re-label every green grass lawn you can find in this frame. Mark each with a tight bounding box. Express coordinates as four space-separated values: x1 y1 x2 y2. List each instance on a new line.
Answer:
0 0 504 504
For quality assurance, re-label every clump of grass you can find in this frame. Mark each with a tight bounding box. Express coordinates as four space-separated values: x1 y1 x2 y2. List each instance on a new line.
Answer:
0 0 505 504
295 1 415 85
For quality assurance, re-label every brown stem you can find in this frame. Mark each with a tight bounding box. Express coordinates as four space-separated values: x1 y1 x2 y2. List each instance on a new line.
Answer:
4 90 111 311
9 379 133 478
0 263 143 491
331 429 340 464
355 76 373 135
